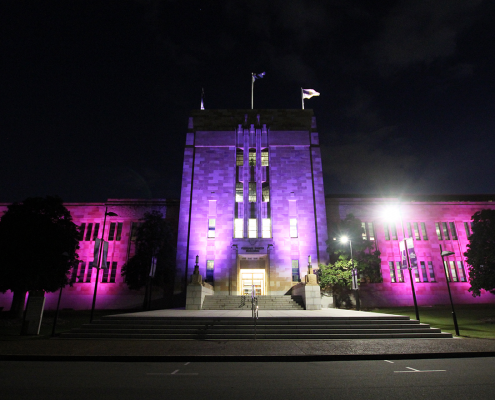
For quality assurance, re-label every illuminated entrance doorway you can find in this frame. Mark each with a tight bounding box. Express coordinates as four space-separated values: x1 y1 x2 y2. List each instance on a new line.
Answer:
240 269 265 296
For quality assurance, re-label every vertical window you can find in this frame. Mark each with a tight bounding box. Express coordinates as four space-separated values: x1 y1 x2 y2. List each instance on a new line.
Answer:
102 262 110 283
206 260 214 283
85 263 93 283
261 150 269 166
108 223 116 240
428 261 436 282
262 218 271 238
442 222 450 240
70 264 79 283
130 222 141 241
413 266 420 282
76 262 86 283
449 261 458 282
110 262 117 283
457 261 466 282
236 149 244 166
249 149 256 166
78 223 86 241
414 223 420 240
435 223 443 240
384 224 390 241
464 222 471 238
292 260 300 282
249 182 256 202
290 218 298 238
234 219 243 238
236 183 243 202
262 183 269 202
421 223 428 240
420 261 428 282
93 223 100 240
396 261 404 283
361 223 366 240
248 219 257 238
208 219 216 238
85 223 93 241
407 223 413 238
450 222 458 240
367 222 375 241
389 261 396 283
391 224 398 240
115 223 122 241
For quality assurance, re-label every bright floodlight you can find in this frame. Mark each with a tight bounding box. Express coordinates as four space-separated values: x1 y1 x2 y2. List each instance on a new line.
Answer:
340 236 349 243
384 205 401 222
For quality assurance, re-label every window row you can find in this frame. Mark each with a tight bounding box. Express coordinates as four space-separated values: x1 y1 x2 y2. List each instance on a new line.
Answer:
388 260 466 283
70 261 118 283
235 183 270 203
79 222 123 242
384 221 469 241
236 149 269 166
232 218 272 238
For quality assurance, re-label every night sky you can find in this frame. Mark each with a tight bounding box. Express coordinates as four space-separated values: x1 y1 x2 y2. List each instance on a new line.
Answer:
2 0 495 203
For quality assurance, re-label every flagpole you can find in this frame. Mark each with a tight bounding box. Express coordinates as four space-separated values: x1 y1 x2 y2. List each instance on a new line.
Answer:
251 73 254 109
301 87 304 109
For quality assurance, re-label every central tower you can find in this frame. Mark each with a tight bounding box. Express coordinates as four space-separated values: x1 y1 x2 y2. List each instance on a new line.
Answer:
176 110 328 298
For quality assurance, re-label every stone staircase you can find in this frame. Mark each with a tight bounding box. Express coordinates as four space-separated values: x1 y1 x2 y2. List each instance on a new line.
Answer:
60 315 453 340
202 295 304 310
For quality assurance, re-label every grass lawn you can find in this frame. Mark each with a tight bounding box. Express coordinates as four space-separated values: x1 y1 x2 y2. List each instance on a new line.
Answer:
371 304 495 339
0 309 136 340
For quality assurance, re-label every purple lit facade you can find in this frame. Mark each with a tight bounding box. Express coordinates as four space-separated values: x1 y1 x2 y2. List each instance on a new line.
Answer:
1 110 495 310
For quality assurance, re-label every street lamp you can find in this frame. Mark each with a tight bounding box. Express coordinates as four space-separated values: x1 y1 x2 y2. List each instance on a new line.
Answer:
439 245 460 336
385 204 420 321
340 236 360 311
90 208 118 323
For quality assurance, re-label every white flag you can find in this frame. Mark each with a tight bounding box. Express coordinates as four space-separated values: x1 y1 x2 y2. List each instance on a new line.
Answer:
302 88 320 99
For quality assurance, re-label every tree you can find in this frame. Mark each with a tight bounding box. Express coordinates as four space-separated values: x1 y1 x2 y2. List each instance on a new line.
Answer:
0 196 80 318
121 211 177 308
464 209 495 297
326 214 382 283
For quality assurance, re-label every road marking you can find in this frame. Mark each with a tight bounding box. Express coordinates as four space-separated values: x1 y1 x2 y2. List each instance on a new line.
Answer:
384 360 394 364
147 372 199 376
172 370 179 375
407 367 420 371
184 362 190 366
394 368 447 373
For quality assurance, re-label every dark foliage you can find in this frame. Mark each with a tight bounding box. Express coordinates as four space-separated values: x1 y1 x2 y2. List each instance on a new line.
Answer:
0 196 80 317
464 209 495 297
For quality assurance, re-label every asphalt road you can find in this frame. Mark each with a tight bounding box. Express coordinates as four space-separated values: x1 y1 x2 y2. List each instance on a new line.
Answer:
2 358 494 400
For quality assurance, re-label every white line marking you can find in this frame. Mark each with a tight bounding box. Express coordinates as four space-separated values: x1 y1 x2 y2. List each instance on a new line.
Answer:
184 362 190 366
384 360 394 364
171 370 179 375
394 370 446 373
407 367 420 371
146 373 199 376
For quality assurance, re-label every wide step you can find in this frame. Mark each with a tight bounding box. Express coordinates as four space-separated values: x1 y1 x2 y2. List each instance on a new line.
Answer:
202 295 304 310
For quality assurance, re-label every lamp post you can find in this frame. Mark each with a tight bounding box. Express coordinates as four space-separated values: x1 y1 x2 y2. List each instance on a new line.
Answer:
340 236 360 311
90 208 118 323
440 245 460 336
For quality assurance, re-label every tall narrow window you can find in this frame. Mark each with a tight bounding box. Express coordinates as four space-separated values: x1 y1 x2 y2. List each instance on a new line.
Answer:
110 262 117 283
208 219 216 238
449 261 458 282
102 262 110 283
234 219 243 238
130 222 141 241
442 222 450 240
108 223 116 241
206 260 214 283
248 219 257 238
428 261 436 281
367 222 375 241
407 223 413 238
464 222 471 238
262 183 269 202
457 261 466 282
450 222 458 240
420 261 428 282
85 263 93 283
435 223 443 240
236 149 244 166
78 223 86 241
261 150 269 166
361 223 366 240
85 223 93 241
414 223 420 240
236 183 243 202
115 222 122 241
421 223 428 240
391 224 398 240
292 260 300 282
249 182 256 202
93 223 100 240
290 218 298 238
248 149 256 166
77 262 86 283
413 266 420 282
389 261 396 283
396 261 404 282
70 264 79 283
384 224 390 241
262 218 271 238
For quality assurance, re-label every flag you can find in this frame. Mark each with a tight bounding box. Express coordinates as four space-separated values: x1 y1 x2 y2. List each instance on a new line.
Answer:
149 256 157 278
252 72 265 81
93 239 109 268
302 88 320 99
